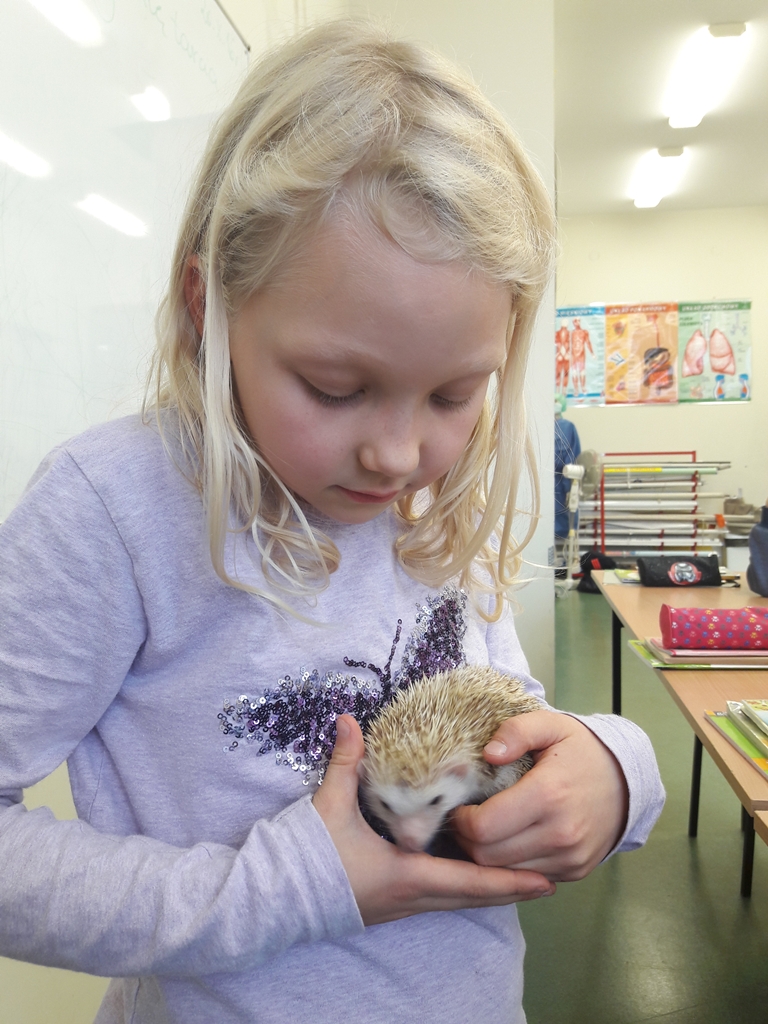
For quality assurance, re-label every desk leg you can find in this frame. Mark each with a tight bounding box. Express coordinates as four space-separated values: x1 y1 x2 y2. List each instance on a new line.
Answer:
741 806 755 899
611 611 622 716
688 736 702 838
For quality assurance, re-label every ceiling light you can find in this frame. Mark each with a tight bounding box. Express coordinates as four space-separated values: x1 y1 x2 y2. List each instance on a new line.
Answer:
0 130 51 178
75 195 148 237
25 0 102 46
130 86 171 122
663 23 749 128
629 148 689 209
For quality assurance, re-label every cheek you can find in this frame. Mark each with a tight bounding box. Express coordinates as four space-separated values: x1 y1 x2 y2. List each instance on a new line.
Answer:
427 410 483 474
238 385 341 469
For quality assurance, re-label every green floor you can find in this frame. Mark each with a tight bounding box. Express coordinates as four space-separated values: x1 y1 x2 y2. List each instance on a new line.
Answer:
519 590 768 1024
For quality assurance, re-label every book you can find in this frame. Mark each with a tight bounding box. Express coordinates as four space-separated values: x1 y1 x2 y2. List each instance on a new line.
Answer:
740 699 768 739
704 710 768 781
645 637 768 667
725 701 768 759
629 640 768 671
615 569 640 584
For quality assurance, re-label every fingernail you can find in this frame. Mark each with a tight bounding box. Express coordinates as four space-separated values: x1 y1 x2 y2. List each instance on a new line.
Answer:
539 888 555 898
335 716 350 740
485 740 507 756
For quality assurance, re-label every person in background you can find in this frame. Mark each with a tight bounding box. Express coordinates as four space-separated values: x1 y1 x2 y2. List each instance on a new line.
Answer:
747 500 768 596
555 394 581 542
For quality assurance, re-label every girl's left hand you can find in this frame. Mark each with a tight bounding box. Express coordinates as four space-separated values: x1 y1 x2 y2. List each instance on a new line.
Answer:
451 709 629 881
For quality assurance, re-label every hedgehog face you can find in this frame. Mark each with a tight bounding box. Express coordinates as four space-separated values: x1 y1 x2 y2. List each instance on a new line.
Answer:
362 763 478 852
359 665 542 851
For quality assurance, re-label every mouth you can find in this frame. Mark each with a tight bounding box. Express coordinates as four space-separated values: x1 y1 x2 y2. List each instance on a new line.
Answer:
336 487 400 504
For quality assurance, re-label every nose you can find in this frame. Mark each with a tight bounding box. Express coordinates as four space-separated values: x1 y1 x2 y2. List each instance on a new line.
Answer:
357 409 421 481
392 822 430 853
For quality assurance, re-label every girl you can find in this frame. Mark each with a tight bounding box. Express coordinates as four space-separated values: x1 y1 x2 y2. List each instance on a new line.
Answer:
0 21 664 1024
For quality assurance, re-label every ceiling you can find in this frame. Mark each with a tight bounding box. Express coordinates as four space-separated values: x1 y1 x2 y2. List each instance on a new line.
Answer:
554 0 768 216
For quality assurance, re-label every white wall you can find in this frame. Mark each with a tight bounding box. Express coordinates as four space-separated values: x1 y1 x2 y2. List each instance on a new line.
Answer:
222 0 346 54
557 205 768 507
350 0 557 692
1 6 341 1023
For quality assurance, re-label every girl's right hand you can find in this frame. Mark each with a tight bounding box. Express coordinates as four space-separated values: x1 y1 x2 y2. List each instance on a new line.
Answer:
312 715 555 925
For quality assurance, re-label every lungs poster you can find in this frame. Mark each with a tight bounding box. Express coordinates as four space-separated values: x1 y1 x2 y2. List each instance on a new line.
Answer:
604 303 678 404
678 301 751 402
554 306 605 406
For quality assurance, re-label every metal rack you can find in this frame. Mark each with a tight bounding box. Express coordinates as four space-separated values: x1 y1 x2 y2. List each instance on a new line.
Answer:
577 451 735 560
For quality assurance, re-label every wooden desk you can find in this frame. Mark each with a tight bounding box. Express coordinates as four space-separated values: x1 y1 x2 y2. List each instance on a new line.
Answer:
756 811 768 847
592 571 768 896
592 571 768 715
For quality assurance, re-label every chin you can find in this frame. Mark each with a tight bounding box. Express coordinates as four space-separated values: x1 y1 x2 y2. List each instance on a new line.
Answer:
325 503 391 525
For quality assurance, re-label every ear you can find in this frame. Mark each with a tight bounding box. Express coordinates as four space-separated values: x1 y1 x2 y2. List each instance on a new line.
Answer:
184 255 205 338
443 760 470 780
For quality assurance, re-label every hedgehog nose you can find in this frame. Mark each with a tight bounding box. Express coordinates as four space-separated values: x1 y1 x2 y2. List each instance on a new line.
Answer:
394 821 431 853
396 834 427 853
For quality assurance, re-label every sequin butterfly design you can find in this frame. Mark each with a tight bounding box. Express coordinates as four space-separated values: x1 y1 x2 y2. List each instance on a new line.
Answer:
218 586 467 785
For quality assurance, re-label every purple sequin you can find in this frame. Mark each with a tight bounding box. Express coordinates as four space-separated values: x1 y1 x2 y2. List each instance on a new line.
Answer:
397 586 467 685
218 586 467 784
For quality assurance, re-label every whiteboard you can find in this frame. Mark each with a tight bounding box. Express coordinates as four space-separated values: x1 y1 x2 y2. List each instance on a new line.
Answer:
0 0 249 517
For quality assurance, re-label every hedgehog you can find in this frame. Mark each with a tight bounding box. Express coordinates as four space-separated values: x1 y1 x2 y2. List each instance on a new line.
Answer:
360 665 542 853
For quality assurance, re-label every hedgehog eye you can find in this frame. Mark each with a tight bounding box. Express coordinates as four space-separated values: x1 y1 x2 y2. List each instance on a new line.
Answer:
380 800 392 812
429 796 442 806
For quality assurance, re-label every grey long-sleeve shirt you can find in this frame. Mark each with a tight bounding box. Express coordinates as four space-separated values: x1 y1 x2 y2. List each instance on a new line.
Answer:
0 416 665 1024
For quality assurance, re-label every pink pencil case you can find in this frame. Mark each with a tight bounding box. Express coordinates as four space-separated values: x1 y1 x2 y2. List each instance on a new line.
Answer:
659 604 768 650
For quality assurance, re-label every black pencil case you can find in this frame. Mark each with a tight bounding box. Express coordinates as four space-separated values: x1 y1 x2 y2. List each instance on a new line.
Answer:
636 554 721 587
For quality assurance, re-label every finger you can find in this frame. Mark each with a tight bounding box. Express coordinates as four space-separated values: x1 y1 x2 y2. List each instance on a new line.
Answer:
328 714 365 768
418 857 551 900
452 767 543 848
483 708 573 764
454 828 603 881
312 715 365 818
451 815 561 876
395 855 555 916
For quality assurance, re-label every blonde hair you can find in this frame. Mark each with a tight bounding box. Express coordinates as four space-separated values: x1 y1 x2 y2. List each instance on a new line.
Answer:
147 19 554 620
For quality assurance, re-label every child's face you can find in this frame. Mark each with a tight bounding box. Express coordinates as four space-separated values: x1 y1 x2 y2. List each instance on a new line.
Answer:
228 215 511 524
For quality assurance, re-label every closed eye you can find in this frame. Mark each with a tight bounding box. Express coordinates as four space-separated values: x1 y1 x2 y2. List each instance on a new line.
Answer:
429 795 442 806
304 381 363 408
379 800 392 813
430 394 473 412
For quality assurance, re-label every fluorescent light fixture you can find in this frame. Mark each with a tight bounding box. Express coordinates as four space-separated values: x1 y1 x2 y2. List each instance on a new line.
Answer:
0 130 51 178
75 194 148 237
629 147 689 209
130 86 171 122
663 23 750 128
25 0 102 46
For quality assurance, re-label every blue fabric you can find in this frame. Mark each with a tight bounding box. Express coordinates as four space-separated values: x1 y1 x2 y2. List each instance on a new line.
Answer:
554 417 581 538
747 506 768 597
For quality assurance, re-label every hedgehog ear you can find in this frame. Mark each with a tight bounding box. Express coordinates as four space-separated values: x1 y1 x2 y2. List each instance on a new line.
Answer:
443 759 470 780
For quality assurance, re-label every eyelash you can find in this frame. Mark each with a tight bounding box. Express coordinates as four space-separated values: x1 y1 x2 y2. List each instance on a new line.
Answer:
431 394 473 412
305 383 473 412
306 384 362 408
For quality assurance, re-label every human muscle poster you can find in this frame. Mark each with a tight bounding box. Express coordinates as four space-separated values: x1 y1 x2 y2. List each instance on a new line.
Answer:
678 301 751 402
604 303 678 404
555 305 605 406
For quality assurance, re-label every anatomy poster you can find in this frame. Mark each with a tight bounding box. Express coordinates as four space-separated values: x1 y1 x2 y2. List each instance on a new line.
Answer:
678 301 751 402
555 306 605 406
604 303 679 404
